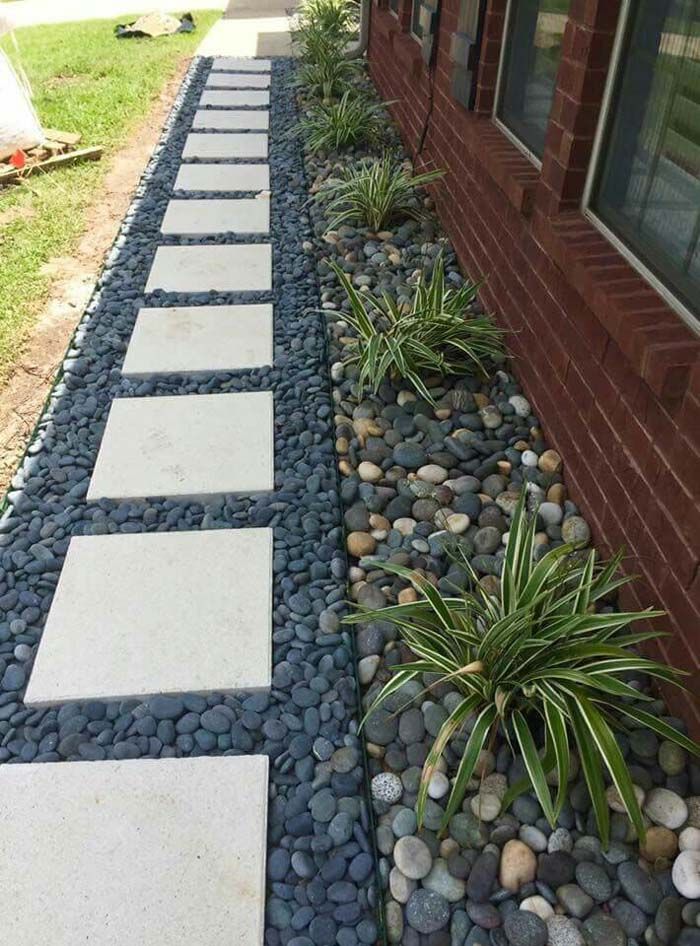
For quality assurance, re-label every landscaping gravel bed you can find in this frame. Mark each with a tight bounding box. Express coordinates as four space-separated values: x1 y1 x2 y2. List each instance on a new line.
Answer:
300 75 700 946
0 58 378 946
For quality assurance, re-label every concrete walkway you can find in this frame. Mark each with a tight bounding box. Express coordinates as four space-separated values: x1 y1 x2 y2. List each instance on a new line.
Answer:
197 0 297 58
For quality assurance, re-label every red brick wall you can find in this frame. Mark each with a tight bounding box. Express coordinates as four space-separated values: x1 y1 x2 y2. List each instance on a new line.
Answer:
368 0 700 729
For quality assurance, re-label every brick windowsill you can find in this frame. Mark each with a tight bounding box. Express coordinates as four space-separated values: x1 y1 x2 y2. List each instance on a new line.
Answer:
466 120 540 217
534 209 700 403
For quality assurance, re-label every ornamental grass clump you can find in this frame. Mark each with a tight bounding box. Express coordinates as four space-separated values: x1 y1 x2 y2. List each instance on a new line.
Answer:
345 495 700 846
315 155 445 231
330 253 504 402
293 0 358 60
297 55 364 103
299 91 387 153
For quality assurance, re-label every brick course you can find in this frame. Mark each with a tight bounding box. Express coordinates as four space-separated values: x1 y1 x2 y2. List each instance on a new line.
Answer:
368 0 700 727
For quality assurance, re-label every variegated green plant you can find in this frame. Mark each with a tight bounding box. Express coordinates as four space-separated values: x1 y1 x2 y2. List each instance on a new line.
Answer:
297 55 365 103
293 0 359 61
299 91 387 153
345 494 700 845
330 253 504 403
315 155 445 231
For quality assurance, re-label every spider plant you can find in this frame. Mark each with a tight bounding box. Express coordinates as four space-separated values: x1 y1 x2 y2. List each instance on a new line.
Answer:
315 155 445 230
299 91 387 153
345 494 700 846
297 55 364 103
293 0 359 61
330 253 504 402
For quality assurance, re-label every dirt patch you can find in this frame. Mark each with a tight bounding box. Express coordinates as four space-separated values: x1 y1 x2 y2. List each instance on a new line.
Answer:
45 73 87 89
0 59 190 496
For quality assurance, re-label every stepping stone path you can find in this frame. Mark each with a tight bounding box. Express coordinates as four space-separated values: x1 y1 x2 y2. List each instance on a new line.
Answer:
160 197 270 234
174 162 270 192
8 58 278 944
25 529 273 705
0 756 268 945
183 131 268 158
200 88 271 106
122 304 273 376
87 390 274 500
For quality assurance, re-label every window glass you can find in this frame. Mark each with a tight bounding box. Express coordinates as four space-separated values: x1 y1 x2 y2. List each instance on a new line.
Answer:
389 0 399 12
592 0 700 316
497 0 569 158
411 0 423 38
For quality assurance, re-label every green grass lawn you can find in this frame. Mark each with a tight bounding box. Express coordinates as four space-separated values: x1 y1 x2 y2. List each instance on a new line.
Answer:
0 11 220 381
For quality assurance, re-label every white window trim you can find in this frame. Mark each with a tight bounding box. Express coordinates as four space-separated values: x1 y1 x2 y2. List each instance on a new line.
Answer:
492 0 544 169
389 0 399 19
581 0 700 335
410 0 422 42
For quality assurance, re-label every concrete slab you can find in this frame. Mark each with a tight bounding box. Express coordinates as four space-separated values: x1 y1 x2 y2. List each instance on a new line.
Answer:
145 243 272 292
87 390 274 500
122 304 273 376
200 88 270 106
183 132 268 159
205 72 270 88
193 108 269 130
25 528 273 704
211 57 272 71
160 198 269 235
0 755 268 945
174 163 270 192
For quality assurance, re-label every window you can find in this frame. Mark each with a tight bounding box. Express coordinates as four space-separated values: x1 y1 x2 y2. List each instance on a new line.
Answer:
389 0 399 13
589 0 700 320
411 0 423 39
496 0 569 160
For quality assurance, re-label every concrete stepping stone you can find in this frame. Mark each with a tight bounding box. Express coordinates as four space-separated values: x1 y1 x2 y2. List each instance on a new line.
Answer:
183 132 268 159
193 109 269 130
174 163 270 192
160 198 269 235
87 390 274 500
145 243 271 292
122 304 273 376
211 56 271 71
0 755 268 945
200 88 270 107
205 72 270 88
25 528 273 704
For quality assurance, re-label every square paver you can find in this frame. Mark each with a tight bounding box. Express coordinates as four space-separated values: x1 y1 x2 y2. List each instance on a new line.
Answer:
205 72 270 88
122 304 273 376
0 755 268 945
25 528 273 704
183 132 268 159
174 163 270 192
145 244 271 293
160 198 269 235
201 88 270 106
211 57 271 71
193 109 269 130
87 390 274 500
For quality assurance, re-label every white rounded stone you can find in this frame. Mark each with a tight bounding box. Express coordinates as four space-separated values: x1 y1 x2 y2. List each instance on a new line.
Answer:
521 450 539 467
446 513 470 534
393 517 417 536
508 395 531 418
680 827 700 852
470 792 501 822
358 655 380 685
428 771 450 800
673 849 700 899
358 461 383 483
417 464 448 485
644 787 689 830
371 772 403 804
520 896 554 921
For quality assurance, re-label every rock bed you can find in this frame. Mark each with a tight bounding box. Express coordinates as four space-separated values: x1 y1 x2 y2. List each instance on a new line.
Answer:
0 59 378 946
300 77 700 946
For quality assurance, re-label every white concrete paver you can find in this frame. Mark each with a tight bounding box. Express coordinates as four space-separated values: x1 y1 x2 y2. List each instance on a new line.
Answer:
25 528 273 704
122 304 273 376
200 89 271 107
211 57 272 71
206 72 271 88
183 132 268 159
0 755 268 945
160 198 269 235
193 109 269 130
87 390 274 500
174 163 270 192
145 243 272 292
